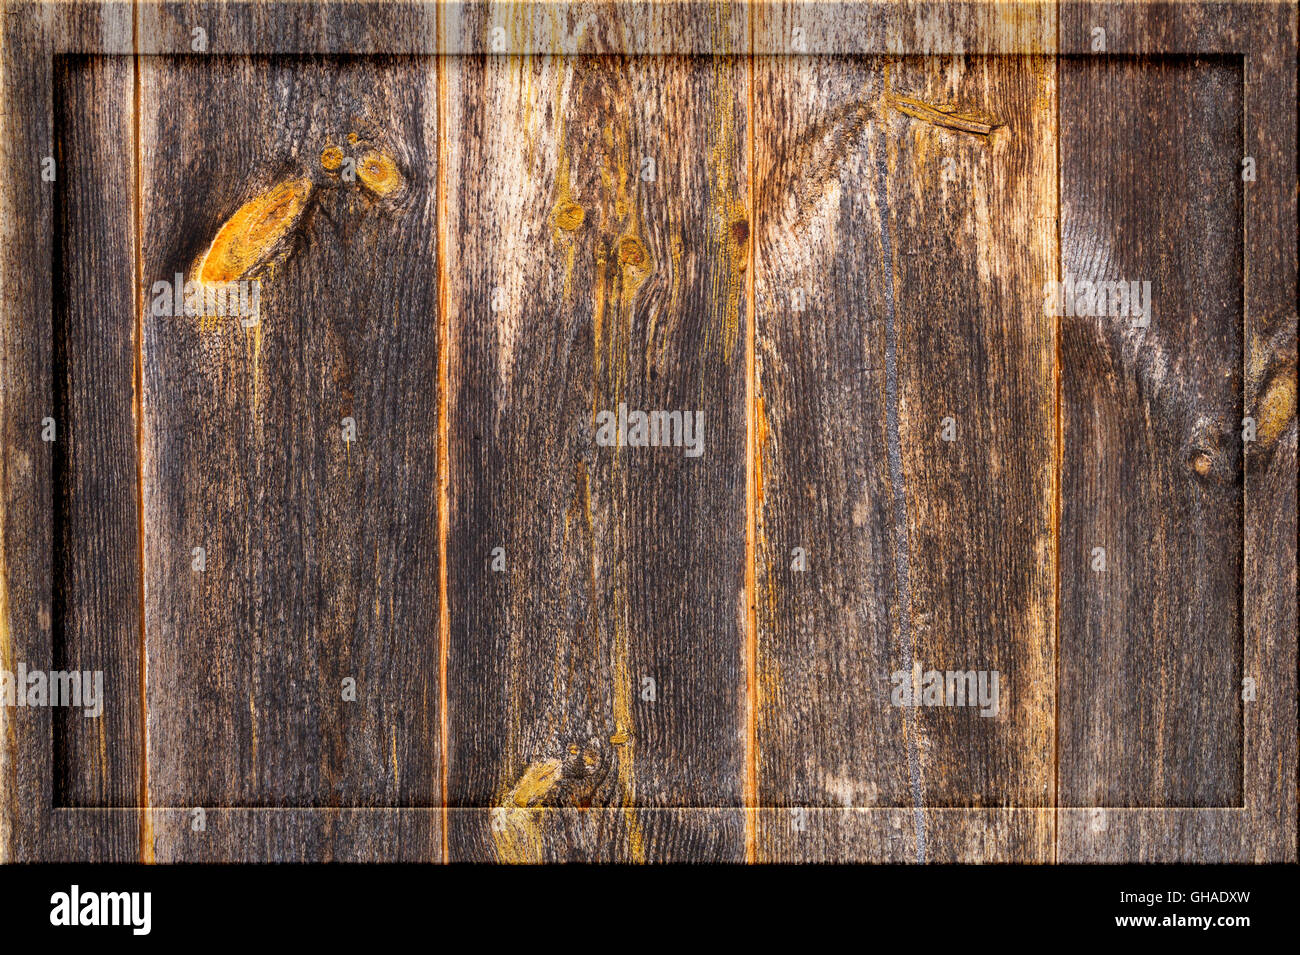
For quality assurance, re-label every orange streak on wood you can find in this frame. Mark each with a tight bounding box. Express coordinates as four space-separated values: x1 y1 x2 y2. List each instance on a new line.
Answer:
436 29 451 865
132 20 154 865
743 4 758 864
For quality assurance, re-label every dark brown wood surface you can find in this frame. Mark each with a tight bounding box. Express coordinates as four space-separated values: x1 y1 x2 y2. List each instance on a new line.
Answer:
52 53 142 817
1 0 141 863
1237 0 1299 867
138 49 443 859
1058 54 1244 810
0 1 1294 864
1056 0 1298 863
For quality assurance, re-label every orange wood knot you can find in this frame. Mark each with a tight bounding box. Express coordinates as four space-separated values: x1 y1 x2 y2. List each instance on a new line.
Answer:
357 150 403 197
554 201 585 231
1256 372 1296 448
618 235 648 270
890 94 1003 136
320 145 344 172
196 178 313 285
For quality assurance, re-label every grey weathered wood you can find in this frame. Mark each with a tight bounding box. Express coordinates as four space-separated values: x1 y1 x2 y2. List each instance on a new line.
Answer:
443 23 749 860
753 0 1057 54
1056 0 1297 863
751 43 1057 862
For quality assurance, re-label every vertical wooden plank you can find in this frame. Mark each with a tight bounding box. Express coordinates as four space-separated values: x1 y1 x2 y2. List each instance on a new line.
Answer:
1057 4 1295 860
889 51 1056 842
52 52 142 815
138 45 442 859
752 30 1057 861
0 0 63 863
750 54 909 856
1058 55 1244 818
1 0 138 862
444 11 748 861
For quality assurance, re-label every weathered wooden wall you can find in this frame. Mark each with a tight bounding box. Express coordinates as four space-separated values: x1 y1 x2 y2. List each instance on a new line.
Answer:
0 1 1294 863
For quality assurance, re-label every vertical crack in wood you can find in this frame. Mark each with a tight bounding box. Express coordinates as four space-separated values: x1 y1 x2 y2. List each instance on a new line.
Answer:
435 0 451 864
742 0 758 865
1051 8 1062 865
1236 54 1248 808
874 115 925 863
132 0 153 864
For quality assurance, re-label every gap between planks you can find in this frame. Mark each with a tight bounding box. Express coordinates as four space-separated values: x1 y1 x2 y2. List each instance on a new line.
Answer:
743 0 759 865
1051 9 1063 867
131 0 154 866
435 0 451 865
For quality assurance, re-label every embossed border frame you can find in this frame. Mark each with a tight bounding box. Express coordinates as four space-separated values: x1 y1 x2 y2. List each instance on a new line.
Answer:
0 1 1294 862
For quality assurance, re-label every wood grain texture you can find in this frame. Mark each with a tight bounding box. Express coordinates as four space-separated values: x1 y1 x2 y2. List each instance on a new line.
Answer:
443 0 748 55
1056 0 1297 863
138 0 440 54
1238 0 1298 865
443 17 748 860
138 50 442 860
751 53 906 824
751 50 1057 863
1058 55 1244 810
0 0 57 865
0 1 1293 865
888 54 1056 815
754 0 1057 55
52 52 142 812
0 0 138 863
